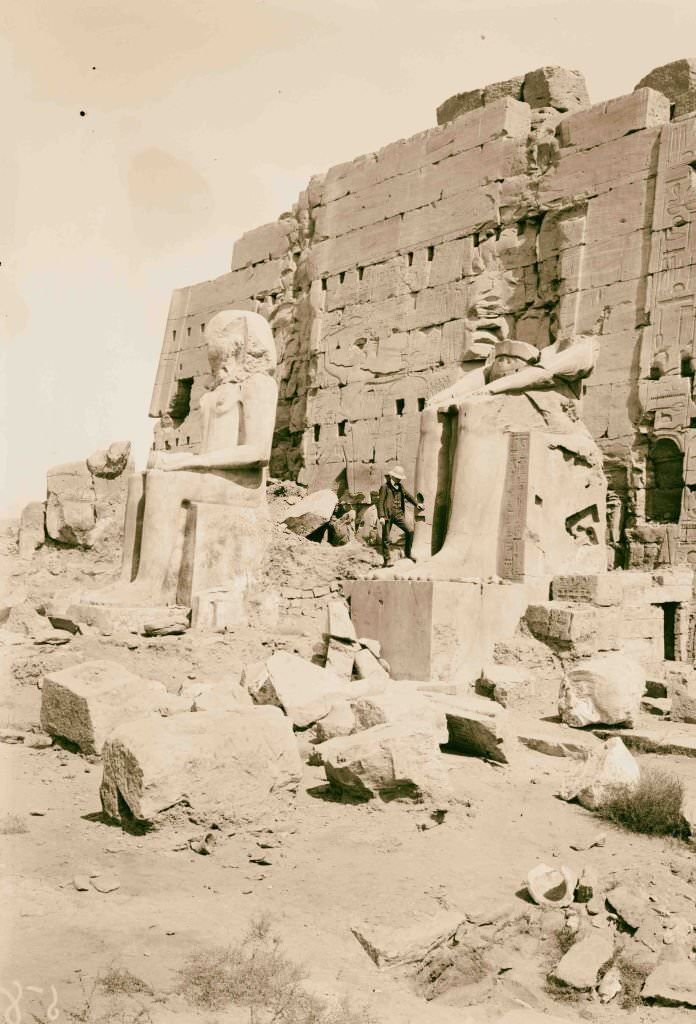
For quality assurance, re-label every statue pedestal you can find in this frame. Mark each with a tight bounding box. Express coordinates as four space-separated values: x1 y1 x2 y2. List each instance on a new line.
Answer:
347 578 547 682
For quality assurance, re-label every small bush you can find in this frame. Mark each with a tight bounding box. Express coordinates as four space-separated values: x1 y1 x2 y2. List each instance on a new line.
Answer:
596 766 689 840
179 915 375 1023
99 969 153 998
0 814 28 835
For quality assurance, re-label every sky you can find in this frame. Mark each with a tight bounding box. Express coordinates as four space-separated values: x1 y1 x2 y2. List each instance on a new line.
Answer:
2 0 696 515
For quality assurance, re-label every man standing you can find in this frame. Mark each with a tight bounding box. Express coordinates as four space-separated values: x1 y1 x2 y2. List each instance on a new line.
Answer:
377 465 422 567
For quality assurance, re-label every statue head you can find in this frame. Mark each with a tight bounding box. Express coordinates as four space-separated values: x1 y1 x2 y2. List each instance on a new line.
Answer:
484 339 540 383
205 310 277 385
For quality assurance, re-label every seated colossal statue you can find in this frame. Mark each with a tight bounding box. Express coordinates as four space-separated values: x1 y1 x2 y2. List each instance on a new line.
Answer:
91 309 278 608
406 333 607 581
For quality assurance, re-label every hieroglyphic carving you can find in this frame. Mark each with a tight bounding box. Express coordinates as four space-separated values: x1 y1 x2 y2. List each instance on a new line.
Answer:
499 432 531 581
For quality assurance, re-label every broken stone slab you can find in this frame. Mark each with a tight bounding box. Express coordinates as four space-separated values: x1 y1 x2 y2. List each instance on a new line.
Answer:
670 669 696 724
18 501 45 559
606 884 653 931
311 701 357 744
642 956 696 1008
86 441 131 479
325 599 357 642
283 489 337 538
558 737 640 810
527 863 578 908
358 637 382 659
325 637 357 682
64 600 190 636
353 646 389 681
557 88 671 151
100 706 302 827
40 660 188 756
635 58 696 119
445 702 509 764
517 719 599 760
351 908 464 967
550 932 614 990
245 651 358 729
559 653 645 728
319 721 449 804
593 725 696 758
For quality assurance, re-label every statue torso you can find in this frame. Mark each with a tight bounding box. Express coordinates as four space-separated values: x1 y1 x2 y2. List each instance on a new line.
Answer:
200 382 241 454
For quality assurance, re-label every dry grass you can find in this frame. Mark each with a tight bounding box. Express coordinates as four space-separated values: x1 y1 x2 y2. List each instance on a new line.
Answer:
0 813 28 834
596 766 689 840
98 969 153 998
179 915 376 1023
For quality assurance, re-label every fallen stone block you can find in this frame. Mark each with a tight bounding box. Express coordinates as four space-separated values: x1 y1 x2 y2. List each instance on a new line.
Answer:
593 725 696 758
325 637 356 682
558 736 640 810
100 706 302 826
445 703 509 764
559 653 645 728
283 489 337 538
350 690 432 733
477 663 532 707
311 701 357 744
642 956 696 1008
517 719 598 760
319 722 449 804
18 501 45 558
551 933 614 990
245 651 354 729
527 863 577 908
353 646 389 681
606 884 652 931
351 908 464 967
40 660 187 755
326 599 357 642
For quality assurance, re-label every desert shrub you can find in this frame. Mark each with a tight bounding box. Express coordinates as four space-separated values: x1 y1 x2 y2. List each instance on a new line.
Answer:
0 814 28 834
98 969 153 998
615 956 650 1010
596 766 689 840
179 915 375 1023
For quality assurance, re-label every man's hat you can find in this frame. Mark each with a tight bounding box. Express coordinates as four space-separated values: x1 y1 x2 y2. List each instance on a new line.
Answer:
386 464 406 480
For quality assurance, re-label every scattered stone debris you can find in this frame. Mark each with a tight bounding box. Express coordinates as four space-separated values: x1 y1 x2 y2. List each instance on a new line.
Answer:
526 863 577 908
558 737 640 810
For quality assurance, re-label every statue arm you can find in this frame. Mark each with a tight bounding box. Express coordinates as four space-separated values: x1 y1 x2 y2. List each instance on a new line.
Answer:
427 366 487 411
481 335 599 397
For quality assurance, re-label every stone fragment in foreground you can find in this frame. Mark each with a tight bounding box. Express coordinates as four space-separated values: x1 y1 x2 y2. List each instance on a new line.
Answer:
40 659 185 755
283 489 337 538
642 956 696 1008
445 702 509 763
18 501 45 558
606 884 652 931
558 737 640 810
245 651 353 729
551 933 614 990
559 653 645 728
100 706 302 826
326 599 357 642
351 908 463 967
319 722 449 803
477 662 531 707
353 646 389 681
527 863 577 908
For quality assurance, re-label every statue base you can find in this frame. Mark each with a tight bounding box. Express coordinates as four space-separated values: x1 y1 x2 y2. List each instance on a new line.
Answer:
346 577 547 682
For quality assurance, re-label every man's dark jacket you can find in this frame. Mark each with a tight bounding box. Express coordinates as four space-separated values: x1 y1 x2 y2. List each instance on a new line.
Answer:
377 480 418 520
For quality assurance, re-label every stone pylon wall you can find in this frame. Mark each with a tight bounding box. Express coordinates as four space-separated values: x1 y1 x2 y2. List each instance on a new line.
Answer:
148 59 696 562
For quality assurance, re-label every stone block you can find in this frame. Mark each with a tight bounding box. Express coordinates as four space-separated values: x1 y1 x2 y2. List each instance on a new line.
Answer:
670 671 696 724
558 736 640 810
558 89 670 150
635 58 696 118
46 461 96 546
318 721 449 803
100 706 302 826
550 933 614 990
559 653 646 728
283 489 337 537
523 66 590 113
641 956 696 1008
347 579 532 682
246 651 353 729
445 703 509 763
230 218 295 270
40 660 186 755
18 501 45 558
351 908 464 967
326 599 357 642
86 441 132 479
436 88 484 125
353 647 389 681
325 637 356 682
551 573 623 606
477 663 532 707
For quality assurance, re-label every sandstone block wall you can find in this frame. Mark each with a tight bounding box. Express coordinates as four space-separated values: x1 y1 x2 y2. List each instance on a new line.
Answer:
148 60 696 566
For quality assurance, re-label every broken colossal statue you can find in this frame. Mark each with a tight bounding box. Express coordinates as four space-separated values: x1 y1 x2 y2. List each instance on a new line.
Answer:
408 332 607 580
85 310 278 618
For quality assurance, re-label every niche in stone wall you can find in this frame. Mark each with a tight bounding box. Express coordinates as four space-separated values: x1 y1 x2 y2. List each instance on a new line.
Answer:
646 438 684 524
169 377 194 427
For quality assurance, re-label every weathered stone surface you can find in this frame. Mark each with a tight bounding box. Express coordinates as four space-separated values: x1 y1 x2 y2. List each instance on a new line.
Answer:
283 489 337 537
18 501 45 558
353 646 389 681
642 956 696 1007
246 651 352 729
311 701 357 744
670 668 696 724
326 599 357 642
558 89 670 150
318 722 449 803
559 737 640 810
559 653 645 728
517 719 598 760
352 908 463 967
551 933 614 989
635 58 696 118
325 637 356 681
523 66 590 112
477 662 531 707
445 703 509 764
86 441 132 479
40 660 185 755
100 706 302 825
606 884 652 931
46 461 96 546
436 88 484 125
527 863 577 908
593 725 696 758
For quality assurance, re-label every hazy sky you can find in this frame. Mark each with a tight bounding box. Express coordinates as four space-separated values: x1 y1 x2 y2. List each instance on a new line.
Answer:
2 0 695 515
